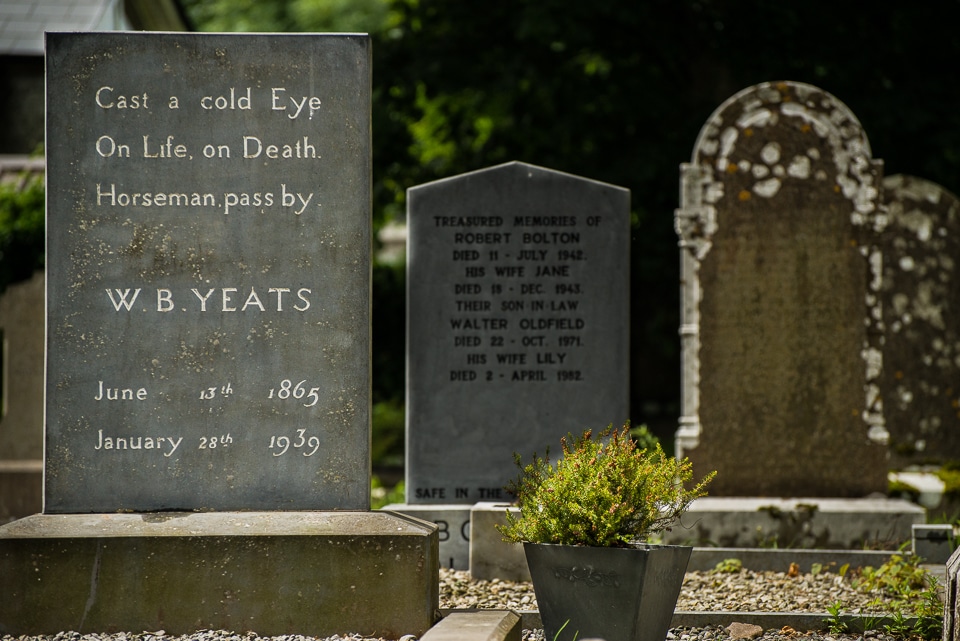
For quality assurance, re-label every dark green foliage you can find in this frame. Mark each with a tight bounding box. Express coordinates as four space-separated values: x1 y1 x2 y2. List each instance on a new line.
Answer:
498 424 714 547
371 260 406 466
629 423 660 452
0 172 44 294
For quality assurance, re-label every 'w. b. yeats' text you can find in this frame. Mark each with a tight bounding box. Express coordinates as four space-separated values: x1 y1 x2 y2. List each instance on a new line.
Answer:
106 287 312 313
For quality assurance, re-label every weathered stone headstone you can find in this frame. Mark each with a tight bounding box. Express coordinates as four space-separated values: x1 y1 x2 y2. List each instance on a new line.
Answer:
43 32 371 512
406 161 630 503
946 545 960 641
399 162 629 569
0 270 44 522
675 81 888 497
879 175 960 467
0 33 438 636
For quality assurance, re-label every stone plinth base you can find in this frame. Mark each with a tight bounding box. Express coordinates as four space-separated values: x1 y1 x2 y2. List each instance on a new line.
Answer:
0 511 438 636
469 502 528 582
660 497 925 549
383 503 472 570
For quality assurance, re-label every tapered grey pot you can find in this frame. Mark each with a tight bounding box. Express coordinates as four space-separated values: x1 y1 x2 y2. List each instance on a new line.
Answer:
524 542 692 641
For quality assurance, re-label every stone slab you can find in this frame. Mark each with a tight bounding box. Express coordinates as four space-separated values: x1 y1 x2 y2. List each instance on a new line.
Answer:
421 611 521 641
660 497 924 549
44 32 371 512
384 503 472 570
469 502 528 582
0 511 438 636
912 523 954 564
406 161 630 505
891 471 947 508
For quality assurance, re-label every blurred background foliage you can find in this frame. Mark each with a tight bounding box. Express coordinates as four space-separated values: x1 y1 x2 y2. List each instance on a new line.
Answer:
6 0 960 473
145 0 960 467
0 167 44 294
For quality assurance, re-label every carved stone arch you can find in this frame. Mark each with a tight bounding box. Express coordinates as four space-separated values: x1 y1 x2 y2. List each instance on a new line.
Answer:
675 81 888 497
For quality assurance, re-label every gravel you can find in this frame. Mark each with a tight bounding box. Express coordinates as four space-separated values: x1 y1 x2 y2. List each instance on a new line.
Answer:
437 566 923 641
1 567 935 641
438 566 904 613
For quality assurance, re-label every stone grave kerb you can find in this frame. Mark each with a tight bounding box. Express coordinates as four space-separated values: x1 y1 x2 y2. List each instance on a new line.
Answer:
675 81 889 497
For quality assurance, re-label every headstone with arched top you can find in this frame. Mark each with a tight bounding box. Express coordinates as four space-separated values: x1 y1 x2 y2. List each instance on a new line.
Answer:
880 175 960 468
675 81 888 497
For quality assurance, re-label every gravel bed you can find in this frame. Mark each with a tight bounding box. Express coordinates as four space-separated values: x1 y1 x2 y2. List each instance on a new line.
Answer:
0 567 931 641
438 566 902 613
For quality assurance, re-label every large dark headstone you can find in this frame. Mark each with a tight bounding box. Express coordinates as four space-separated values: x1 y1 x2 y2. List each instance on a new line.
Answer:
880 175 960 466
44 33 371 512
675 81 888 497
406 161 630 504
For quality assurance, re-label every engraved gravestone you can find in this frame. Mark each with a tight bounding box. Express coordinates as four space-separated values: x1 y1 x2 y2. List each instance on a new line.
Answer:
675 81 888 497
44 32 371 512
880 175 960 466
406 162 630 504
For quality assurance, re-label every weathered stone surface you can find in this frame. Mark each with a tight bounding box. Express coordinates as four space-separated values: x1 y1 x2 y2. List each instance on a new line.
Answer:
383 503 472 570
406 161 630 505
879 175 960 467
468 502 529 582
421 611 521 641
0 511 439 636
946 545 960 641
44 33 371 512
912 523 954 564
726 622 764 640
675 81 888 497
0 270 43 461
660 497 923 549
0 270 44 521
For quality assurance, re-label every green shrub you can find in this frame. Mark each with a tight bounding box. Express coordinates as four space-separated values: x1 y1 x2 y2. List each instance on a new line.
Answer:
629 423 660 451
497 424 715 547
372 398 405 468
851 554 943 640
0 171 45 294
371 476 405 509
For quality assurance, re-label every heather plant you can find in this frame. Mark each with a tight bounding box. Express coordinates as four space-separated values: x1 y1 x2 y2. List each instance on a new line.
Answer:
497 424 715 547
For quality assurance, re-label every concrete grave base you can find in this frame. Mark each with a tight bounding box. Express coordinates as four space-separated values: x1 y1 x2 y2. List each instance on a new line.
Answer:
467 499 925 581
383 503 472 570
469 502 528 582
0 511 438 636
660 497 925 549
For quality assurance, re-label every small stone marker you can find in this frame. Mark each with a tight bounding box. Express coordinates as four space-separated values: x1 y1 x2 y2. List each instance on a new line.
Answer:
406 162 630 504
43 32 371 512
879 175 960 467
675 81 888 497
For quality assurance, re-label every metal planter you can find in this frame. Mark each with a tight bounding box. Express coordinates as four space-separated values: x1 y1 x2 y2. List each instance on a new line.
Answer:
524 542 692 641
